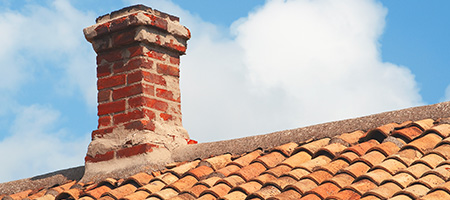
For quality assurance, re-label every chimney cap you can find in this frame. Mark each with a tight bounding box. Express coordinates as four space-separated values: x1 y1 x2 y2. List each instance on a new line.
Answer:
96 4 180 24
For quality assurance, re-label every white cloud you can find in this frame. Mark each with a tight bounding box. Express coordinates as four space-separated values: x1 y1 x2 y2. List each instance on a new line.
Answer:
0 0 96 182
131 0 422 142
0 104 89 182
0 0 97 107
442 85 450 102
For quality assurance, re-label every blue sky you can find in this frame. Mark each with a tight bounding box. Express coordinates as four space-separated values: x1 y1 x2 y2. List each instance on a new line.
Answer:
0 0 448 182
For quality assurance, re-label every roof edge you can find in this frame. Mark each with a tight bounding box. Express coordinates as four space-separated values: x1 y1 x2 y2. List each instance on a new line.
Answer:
172 101 450 161
0 166 84 195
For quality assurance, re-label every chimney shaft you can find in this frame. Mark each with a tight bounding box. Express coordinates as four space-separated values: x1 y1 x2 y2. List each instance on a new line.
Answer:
83 5 192 176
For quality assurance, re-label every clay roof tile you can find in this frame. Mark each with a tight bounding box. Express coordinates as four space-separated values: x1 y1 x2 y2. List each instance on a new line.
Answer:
227 150 261 168
103 183 138 199
345 178 377 195
356 169 392 185
253 152 286 169
268 189 302 200
123 172 153 186
185 165 214 180
293 138 330 156
270 142 298 157
167 175 198 193
247 185 281 200
231 181 262 195
337 130 365 145
284 178 318 195
363 182 402 199
279 151 312 168
263 166 290 178
392 126 424 143
199 154 232 171
410 119 435 131
217 175 245 188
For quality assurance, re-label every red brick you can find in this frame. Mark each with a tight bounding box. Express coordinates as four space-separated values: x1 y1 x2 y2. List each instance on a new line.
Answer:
128 45 146 58
91 127 114 138
128 96 168 112
112 83 154 100
156 88 178 102
97 63 111 78
146 50 165 61
98 74 126 90
169 56 180 65
113 109 155 125
186 139 198 145
114 58 153 74
95 22 110 36
97 49 123 64
128 71 167 86
124 120 155 131
98 90 111 103
117 143 158 158
157 63 179 77
109 16 129 32
85 150 115 163
160 113 173 121
92 127 113 138
113 29 136 46
143 13 168 31
165 39 187 53
98 116 111 128
98 100 126 116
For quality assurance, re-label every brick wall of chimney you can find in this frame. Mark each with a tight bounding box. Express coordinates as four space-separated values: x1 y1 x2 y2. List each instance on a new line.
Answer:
83 5 195 166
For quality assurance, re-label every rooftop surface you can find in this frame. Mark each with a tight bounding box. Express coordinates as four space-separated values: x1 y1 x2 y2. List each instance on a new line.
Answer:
2 101 450 199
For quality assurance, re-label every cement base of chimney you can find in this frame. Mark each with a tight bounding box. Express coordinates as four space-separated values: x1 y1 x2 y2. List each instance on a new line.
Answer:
82 147 172 183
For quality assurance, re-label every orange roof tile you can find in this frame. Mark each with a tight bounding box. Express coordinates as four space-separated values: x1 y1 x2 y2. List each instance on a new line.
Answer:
6 101 450 200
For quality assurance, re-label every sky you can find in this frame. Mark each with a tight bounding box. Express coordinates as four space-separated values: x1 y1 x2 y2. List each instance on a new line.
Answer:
0 0 448 182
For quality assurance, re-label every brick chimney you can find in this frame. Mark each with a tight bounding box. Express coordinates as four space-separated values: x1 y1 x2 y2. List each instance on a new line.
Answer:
83 5 193 175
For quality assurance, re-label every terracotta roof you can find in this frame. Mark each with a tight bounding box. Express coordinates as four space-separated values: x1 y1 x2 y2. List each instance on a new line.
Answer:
3 102 450 199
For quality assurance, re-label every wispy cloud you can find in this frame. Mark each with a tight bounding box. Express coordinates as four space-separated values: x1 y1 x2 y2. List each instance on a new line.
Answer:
0 104 89 182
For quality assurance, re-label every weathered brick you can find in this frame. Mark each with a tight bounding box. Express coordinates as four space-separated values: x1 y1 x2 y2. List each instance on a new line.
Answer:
98 100 126 116
110 16 129 32
112 83 154 100
113 109 155 125
160 113 173 121
98 90 111 103
91 127 114 138
165 40 187 53
157 63 179 77
98 116 111 128
143 13 168 31
128 71 166 86
128 96 168 112
169 56 180 65
116 143 158 158
124 120 155 131
98 74 126 90
95 22 111 36
97 49 123 64
186 139 198 145
156 88 178 102
146 50 165 61
128 45 146 58
85 150 114 163
97 63 111 78
114 58 153 74
113 29 136 46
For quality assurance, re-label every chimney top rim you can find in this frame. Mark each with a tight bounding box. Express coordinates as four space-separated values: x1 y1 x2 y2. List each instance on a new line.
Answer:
96 4 180 24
